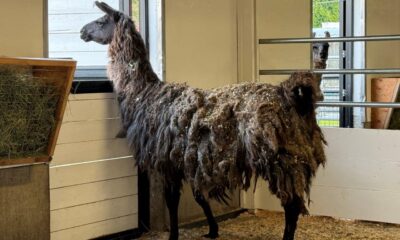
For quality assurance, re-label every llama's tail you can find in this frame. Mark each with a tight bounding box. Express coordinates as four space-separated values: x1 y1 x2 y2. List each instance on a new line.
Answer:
280 72 321 116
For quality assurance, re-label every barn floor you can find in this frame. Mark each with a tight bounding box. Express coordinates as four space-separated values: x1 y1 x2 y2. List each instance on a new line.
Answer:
139 210 400 240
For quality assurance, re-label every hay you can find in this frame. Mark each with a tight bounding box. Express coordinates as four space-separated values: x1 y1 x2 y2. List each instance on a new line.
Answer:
0 65 60 159
140 211 400 240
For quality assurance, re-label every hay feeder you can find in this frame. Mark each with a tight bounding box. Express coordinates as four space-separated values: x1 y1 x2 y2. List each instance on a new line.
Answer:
0 57 76 166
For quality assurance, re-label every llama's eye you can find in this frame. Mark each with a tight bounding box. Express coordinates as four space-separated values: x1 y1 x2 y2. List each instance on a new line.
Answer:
97 21 105 27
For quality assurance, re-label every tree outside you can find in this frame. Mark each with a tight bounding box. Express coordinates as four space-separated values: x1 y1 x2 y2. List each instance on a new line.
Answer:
132 0 140 30
313 0 340 28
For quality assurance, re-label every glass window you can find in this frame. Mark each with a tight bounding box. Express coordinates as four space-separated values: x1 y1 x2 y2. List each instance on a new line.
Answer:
48 0 140 81
313 0 341 127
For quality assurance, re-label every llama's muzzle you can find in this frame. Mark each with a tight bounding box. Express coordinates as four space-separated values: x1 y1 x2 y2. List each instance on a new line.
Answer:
80 29 91 42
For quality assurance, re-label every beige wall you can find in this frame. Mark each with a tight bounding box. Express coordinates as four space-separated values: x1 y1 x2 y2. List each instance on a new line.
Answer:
257 0 311 84
165 0 312 87
0 0 44 57
366 0 400 109
164 0 242 220
165 0 238 89
0 1 48 239
164 0 243 224
237 0 257 83
366 0 400 70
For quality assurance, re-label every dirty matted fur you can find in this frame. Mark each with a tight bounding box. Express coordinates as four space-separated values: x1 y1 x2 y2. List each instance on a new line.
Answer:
80 3 328 239
108 17 326 212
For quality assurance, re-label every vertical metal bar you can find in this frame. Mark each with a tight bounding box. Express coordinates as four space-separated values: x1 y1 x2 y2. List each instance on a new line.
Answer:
43 0 49 58
339 0 346 127
140 0 149 48
345 0 354 127
138 0 150 233
338 0 354 128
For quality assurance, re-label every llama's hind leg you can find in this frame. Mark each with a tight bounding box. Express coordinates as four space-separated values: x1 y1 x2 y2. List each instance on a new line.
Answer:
165 185 181 240
193 190 219 239
282 196 302 240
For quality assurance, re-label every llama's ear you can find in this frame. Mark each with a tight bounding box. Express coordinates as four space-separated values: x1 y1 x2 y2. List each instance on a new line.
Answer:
324 31 331 38
95 1 116 15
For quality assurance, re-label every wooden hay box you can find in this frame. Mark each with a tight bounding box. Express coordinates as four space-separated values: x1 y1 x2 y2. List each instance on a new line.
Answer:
0 57 76 166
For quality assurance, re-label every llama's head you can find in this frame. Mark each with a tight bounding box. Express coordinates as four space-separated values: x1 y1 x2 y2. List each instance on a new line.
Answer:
80 1 122 45
312 31 330 66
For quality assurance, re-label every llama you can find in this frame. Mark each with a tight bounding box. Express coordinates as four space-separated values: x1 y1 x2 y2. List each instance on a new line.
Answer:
312 31 331 93
80 2 327 240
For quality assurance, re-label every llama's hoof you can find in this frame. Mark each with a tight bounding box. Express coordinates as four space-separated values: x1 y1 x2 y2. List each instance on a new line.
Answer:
168 235 178 240
203 232 219 239
168 232 179 240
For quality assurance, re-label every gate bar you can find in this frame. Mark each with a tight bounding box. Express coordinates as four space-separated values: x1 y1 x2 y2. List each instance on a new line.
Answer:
317 102 400 108
260 69 400 75
259 34 400 44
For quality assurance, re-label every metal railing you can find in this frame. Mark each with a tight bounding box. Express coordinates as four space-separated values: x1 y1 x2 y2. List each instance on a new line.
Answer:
317 102 400 108
259 34 400 110
260 68 400 75
259 34 400 44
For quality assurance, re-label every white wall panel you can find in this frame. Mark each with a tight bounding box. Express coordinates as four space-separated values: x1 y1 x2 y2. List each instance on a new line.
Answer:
50 157 136 189
51 195 138 232
243 128 400 224
50 93 138 239
51 214 137 240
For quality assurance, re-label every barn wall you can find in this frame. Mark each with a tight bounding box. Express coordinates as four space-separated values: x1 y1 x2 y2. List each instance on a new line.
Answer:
241 0 313 211
165 0 238 89
366 0 400 79
365 0 400 122
164 0 242 224
49 93 138 240
0 0 45 57
256 0 312 84
0 1 49 240
242 128 400 224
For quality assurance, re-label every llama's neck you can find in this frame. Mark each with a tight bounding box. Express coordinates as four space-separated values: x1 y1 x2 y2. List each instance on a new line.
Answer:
313 59 328 101
314 60 327 70
108 19 161 96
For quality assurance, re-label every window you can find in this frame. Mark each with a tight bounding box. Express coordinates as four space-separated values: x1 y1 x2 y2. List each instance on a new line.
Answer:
47 0 141 90
313 0 341 127
313 0 365 128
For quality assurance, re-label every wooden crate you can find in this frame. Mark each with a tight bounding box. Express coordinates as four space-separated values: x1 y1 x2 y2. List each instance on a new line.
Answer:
0 57 76 166
371 78 400 129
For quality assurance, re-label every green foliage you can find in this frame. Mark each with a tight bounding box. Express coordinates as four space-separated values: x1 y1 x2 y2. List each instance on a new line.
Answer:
132 0 140 29
313 0 339 28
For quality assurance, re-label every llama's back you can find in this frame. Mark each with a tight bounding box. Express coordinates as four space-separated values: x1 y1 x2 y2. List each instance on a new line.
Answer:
124 73 326 208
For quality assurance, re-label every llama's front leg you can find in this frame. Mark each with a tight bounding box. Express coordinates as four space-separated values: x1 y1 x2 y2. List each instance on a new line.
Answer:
193 191 219 239
165 185 181 240
282 196 302 240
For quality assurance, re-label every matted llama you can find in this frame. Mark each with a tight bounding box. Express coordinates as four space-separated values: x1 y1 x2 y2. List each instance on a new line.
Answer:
81 2 327 240
312 31 331 98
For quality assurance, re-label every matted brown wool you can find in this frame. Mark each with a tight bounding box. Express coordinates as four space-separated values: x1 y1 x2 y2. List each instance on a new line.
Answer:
0 57 76 166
